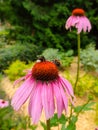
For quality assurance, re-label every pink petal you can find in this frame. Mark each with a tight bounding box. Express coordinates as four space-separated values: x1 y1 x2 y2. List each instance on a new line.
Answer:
28 81 42 124
75 17 83 34
65 16 73 29
13 76 26 86
59 85 68 113
71 16 79 26
59 77 75 106
59 76 74 97
14 70 32 86
24 70 32 79
81 17 88 32
52 81 64 118
83 17 91 32
65 15 91 34
41 82 55 120
11 77 34 110
65 16 79 29
75 16 91 34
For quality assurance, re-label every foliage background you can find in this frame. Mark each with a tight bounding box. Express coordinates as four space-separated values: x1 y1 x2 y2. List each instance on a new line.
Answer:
0 0 98 49
0 0 98 71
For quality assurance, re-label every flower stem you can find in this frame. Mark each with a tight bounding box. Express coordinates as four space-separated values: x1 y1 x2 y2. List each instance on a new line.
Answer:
74 34 80 93
46 119 50 130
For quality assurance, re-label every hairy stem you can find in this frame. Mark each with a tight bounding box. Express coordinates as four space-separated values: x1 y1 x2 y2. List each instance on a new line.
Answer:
74 34 80 93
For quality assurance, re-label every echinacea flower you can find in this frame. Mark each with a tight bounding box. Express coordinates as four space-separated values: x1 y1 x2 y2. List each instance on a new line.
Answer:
65 8 91 34
0 99 9 108
11 57 74 124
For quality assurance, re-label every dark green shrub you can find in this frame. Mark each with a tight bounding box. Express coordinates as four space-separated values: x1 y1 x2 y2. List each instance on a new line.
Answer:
0 43 42 71
0 0 97 50
0 28 9 48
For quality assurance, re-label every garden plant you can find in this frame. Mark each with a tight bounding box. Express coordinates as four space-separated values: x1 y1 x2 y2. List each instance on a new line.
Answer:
0 1 98 130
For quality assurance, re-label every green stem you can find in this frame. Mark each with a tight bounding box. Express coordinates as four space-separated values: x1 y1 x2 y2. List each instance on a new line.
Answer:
68 104 73 123
46 119 50 130
74 34 81 93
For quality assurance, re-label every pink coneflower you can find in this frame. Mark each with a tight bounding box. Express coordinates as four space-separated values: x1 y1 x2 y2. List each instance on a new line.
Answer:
0 99 9 108
11 57 74 124
65 8 91 34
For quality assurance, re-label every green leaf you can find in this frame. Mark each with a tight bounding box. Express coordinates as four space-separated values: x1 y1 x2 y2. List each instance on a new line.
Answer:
58 114 67 124
74 101 95 113
82 102 95 111
61 116 77 130
65 116 77 130
50 114 67 127
29 125 37 130
50 114 58 127
40 121 47 130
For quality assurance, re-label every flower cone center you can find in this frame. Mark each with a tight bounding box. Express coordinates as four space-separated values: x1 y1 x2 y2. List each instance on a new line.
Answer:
72 8 85 16
2 101 5 104
32 61 58 81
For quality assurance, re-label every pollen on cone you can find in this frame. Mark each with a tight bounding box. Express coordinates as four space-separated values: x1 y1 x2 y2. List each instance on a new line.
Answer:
32 61 58 81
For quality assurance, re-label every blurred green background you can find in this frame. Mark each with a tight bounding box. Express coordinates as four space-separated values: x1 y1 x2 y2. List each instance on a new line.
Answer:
0 0 98 72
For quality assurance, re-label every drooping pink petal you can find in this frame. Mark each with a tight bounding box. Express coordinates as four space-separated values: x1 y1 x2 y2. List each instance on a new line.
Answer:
74 16 92 34
65 16 79 29
65 16 73 29
59 76 74 97
11 77 34 110
13 70 32 86
80 17 87 32
73 16 83 34
52 81 64 118
28 81 42 124
83 17 92 32
13 76 26 86
65 13 91 33
59 85 68 113
24 70 32 79
59 77 75 106
41 82 55 120
71 16 79 27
